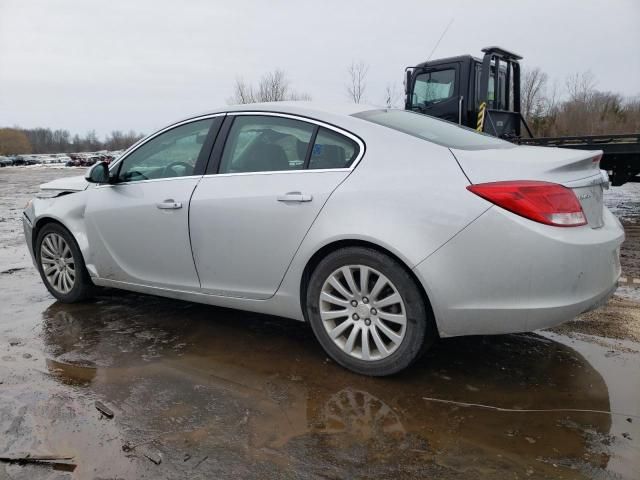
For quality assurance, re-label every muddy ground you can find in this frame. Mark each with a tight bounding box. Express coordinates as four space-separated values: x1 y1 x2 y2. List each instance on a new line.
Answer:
0 167 639 479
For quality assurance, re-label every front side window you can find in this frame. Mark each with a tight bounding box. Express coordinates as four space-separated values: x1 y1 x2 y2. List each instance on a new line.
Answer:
309 128 358 169
354 109 513 150
117 118 213 182
219 116 314 174
413 69 456 106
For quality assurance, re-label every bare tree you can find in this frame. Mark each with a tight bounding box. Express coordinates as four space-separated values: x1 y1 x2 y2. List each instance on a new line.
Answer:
105 130 144 150
565 71 597 103
521 67 548 120
229 78 256 104
383 82 401 108
346 60 369 103
228 70 311 104
258 70 289 102
288 90 313 101
522 69 640 137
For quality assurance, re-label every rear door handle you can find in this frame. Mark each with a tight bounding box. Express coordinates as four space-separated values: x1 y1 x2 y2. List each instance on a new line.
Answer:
277 192 313 203
156 199 182 209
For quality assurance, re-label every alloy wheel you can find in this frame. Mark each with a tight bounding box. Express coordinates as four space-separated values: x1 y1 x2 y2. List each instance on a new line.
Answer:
319 265 407 361
40 232 76 294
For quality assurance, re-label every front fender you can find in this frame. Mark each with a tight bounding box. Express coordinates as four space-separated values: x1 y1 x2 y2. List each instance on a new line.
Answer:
29 190 92 274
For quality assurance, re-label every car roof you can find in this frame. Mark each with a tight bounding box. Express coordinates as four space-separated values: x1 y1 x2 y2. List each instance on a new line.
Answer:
187 101 379 123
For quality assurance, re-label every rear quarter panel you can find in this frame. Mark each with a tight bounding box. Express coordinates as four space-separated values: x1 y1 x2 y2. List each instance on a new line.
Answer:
276 123 491 317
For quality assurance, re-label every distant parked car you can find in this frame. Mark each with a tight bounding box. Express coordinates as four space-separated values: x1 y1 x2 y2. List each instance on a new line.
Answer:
107 150 124 163
23 103 623 376
22 155 40 165
0 156 13 167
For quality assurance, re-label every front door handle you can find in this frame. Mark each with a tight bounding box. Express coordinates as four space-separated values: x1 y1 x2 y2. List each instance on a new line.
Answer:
277 192 313 203
156 199 182 209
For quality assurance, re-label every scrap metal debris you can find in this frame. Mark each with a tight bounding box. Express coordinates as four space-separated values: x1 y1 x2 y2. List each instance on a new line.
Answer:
95 400 114 419
140 447 162 465
0 453 76 471
0 267 24 275
193 455 208 469
122 441 162 465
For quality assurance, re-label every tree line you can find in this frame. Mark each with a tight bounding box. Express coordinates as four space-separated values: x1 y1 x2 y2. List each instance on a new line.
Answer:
0 127 144 156
231 63 640 139
2 63 638 156
521 68 639 137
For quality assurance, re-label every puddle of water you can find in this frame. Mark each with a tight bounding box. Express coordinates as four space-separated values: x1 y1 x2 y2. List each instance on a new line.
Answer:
616 285 640 303
542 331 640 480
0 167 639 479
605 183 640 224
4 297 635 478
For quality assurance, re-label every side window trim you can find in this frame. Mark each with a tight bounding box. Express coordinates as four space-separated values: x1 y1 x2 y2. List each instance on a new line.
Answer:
193 115 225 176
205 115 235 175
203 111 365 176
302 126 320 170
108 113 225 183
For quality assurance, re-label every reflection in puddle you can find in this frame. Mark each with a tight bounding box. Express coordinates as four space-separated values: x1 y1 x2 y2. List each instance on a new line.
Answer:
46 358 97 385
318 388 405 438
21 294 636 478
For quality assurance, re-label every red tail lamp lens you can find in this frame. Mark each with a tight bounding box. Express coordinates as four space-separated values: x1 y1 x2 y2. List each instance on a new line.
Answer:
467 181 587 227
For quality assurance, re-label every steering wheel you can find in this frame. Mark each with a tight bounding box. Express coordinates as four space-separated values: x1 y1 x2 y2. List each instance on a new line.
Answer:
163 161 193 177
122 170 148 181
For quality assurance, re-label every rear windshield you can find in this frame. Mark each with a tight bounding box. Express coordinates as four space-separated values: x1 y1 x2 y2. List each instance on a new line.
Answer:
352 109 515 150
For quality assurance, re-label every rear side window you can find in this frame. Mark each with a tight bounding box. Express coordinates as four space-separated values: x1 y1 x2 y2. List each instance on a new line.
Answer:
353 109 514 150
219 116 314 174
309 128 358 170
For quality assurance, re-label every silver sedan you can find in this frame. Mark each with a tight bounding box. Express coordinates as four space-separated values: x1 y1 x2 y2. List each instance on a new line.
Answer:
23 103 624 375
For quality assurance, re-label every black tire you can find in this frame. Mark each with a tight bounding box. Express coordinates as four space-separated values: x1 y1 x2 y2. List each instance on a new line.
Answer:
306 247 437 376
35 223 95 303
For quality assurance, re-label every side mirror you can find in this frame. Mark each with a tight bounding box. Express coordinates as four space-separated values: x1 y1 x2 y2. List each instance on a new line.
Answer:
85 161 110 184
405 68 416 109
405 69 412 96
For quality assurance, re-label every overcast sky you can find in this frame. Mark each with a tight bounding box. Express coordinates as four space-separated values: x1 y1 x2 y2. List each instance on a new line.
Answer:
1 0 638 137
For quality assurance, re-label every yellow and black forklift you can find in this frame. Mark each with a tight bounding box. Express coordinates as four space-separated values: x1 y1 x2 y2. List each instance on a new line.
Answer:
404 46 640 185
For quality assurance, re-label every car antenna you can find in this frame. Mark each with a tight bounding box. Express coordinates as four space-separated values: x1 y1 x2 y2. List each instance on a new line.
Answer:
426 18 454 61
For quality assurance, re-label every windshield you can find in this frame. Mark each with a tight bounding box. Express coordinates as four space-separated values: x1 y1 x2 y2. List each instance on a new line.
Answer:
413 69 455 106
353 109 514 150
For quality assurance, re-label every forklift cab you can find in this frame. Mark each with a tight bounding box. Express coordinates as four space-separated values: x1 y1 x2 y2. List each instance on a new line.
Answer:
405 47 528 138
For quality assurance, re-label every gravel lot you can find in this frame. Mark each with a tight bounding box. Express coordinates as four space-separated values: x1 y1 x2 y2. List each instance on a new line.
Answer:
0 167 638 479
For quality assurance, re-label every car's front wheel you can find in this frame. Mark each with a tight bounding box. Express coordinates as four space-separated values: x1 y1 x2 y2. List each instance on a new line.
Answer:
306 247 436 376
35 223 94 303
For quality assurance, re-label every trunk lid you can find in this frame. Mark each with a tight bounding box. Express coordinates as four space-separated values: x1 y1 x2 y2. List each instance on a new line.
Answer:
452 145 606 228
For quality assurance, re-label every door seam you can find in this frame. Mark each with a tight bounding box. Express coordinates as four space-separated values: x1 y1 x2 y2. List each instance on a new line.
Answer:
188 176 205 287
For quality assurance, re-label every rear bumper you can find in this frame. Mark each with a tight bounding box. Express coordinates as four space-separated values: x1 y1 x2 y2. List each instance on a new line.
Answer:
413 206 624 337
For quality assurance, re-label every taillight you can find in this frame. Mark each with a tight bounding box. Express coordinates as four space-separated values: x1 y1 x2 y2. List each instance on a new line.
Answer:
467 181 587 227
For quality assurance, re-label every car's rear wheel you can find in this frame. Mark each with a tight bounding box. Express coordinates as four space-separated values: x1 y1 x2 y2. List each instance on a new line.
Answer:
36 223 94 303
306 247 436 376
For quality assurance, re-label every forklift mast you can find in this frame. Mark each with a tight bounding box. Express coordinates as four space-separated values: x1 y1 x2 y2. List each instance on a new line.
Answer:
476 47 527 138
